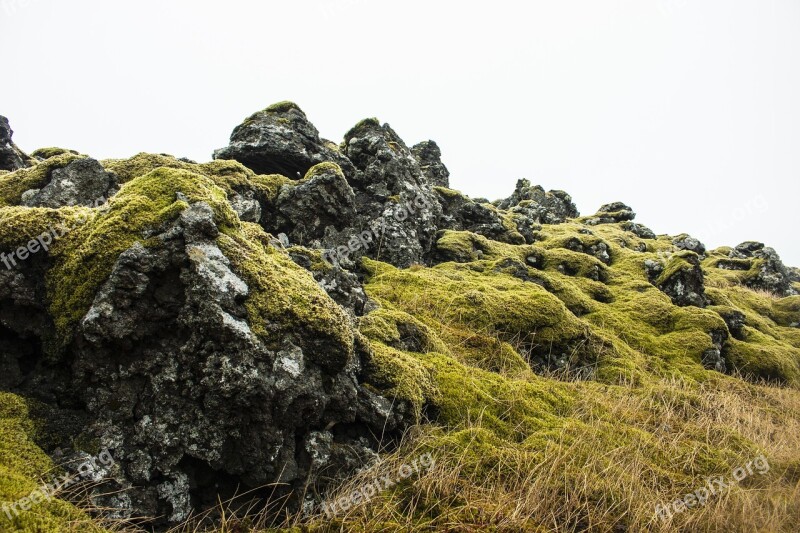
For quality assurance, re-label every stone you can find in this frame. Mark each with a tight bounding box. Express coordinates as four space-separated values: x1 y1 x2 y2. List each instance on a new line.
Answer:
0 116 32 171
21 158 117 208
213 102 354 178
412 140 450 188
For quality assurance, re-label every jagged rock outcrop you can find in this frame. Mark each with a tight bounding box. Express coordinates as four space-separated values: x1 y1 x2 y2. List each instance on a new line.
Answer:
273 162 357 245
621 221 657 240
672 234 706 257
213 101 354 178
21 157 117 208
726 242 797 296
585 201 636 225
645 253 708 307
0 164 413 527
496 178 579 224
434 187 523 244
412 140 450 188
0 116 32 172
1 104 798 531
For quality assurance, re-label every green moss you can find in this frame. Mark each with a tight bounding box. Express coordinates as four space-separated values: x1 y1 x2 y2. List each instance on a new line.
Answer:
30 147 80 160
432 186 464 200
265 101 302 114
362 343 437 418
725 328 800 383
0 393 104 532
344 118 381 141
0 153 85 207
103 153 291 204
46 168 239 350
302 162 344 181
218 222 355 365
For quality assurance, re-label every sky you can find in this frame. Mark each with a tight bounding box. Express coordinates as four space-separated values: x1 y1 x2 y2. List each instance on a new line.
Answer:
2 0 799 265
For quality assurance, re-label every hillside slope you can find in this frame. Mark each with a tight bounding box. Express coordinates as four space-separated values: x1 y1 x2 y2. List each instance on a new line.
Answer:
0 104 798 532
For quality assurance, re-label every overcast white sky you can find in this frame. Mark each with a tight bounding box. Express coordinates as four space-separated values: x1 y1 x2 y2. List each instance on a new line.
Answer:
2 0 798 265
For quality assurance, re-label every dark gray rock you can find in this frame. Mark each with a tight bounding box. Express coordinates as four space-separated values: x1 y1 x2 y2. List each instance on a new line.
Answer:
646 254 708 307
0 116 32 171
672 234 706 257
621 221 657 240
585 202 636 225
2 201 409 528
21 158 117 208
213 102 354 178
273 163 357 246
228 191 262 223
434 188 522 244
412 140 450 188
729 242 796 296
496 179 579 224
718 309 746 340
289 248 369 317
563 237 612 265
702 330 728 373
338 119 443 267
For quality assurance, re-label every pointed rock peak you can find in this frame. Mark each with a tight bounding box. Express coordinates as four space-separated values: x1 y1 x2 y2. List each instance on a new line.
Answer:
0 115 33 171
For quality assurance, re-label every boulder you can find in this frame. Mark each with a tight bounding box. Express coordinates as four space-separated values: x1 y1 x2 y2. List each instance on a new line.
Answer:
496 179 579 224
585 201 636 224
646 253 708 307
21 157 117 208
730 242 796 296
0 116 32 171
412 140 450 188
213 102 354 178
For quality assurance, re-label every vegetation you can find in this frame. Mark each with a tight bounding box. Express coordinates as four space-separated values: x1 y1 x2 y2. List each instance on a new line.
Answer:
0 152 798 532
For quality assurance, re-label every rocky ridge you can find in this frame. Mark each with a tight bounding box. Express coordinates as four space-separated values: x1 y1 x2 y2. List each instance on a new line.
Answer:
0 103 798 530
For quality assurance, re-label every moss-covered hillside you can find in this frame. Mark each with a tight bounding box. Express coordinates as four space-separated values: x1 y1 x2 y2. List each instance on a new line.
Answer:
0 106 798 532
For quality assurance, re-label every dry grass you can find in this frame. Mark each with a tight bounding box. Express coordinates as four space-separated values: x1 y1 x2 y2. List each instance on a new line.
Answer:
57 373 800 532
294 376 800 532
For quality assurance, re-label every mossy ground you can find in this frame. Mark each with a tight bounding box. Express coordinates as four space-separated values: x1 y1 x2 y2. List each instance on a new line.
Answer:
1 153 799 531
315 219 800 531
0 393 105 532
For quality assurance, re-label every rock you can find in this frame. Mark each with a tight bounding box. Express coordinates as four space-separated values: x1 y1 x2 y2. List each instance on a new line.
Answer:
621 221 657 240
339 118 442 267
1 188 411 527
214 102 354 178
585 202 636 224
0 116 32 171
647 253 708 307
563 237 612 265
288 248 369 317
701 330 728 373
21 158 117 208
412 140 450 188
731 241 765 257
228 191 262 223
730 242 796 296
672 234 706 257
496 179 579 224
272 163 357 246
718 309 746 340
435 187 523 244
